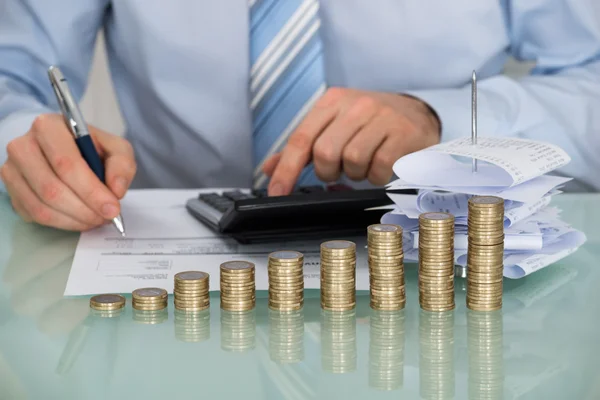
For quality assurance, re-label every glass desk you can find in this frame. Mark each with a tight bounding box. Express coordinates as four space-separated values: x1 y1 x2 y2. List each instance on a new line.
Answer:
1 193 599 399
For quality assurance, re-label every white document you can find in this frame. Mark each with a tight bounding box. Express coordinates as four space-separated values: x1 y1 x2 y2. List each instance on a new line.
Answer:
65 189 370 296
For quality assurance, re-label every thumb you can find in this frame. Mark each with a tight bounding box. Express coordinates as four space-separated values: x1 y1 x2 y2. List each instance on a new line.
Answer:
90 128 137 199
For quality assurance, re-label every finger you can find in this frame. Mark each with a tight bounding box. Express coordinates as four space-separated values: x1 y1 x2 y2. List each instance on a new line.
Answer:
93 131 136 198
268 94 339 196
2 161 33 222
7 135 105 226
312 96 378 182
342 113 390 181
262 153 281 177
1 160 95 231
30 115 121 220
367 137 404 186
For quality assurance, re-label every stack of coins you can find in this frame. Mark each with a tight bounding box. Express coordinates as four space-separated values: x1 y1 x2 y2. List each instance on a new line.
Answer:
269 309 304 364
467 196 505 311
174 271 210 311
220 261 256 311
321 309 357 373
467 310 504 400
418 212 456 312
419 310 455 400
368 224 406 311
221 310 256 352
369 310 406 391
268 251 304 311
132 288 168 311
174 309 211 343
320 240 356 311
89 294 126 317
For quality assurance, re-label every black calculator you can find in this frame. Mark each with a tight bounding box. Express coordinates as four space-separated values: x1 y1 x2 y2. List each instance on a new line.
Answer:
185 184 414 244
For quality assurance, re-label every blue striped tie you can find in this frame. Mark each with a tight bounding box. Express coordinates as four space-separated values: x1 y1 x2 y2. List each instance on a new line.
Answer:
249 0 327 189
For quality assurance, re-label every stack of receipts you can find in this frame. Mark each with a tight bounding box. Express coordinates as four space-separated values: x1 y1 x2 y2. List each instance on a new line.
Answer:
380 137 587 279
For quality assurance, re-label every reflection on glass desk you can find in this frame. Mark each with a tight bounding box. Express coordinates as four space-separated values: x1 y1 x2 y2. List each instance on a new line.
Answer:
1 193 600 399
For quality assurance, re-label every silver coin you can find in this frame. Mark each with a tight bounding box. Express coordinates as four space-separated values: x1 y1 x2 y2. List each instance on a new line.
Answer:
270 251 302 260
91 294 125 304
469 196 504 205
222 261 254 270
135 288 167 297
177 271 208 281
322 240 354 250
421 212 453 221
370 225 401 232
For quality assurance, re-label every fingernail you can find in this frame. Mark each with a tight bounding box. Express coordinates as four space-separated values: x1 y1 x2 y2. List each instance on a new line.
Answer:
269 183 285 197
114 177 128 195
102 203 119 219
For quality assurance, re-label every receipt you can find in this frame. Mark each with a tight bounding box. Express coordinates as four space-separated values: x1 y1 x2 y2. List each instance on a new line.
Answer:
394 137 571 188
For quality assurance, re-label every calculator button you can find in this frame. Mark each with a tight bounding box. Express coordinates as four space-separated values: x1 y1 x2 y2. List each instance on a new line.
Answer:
222 191 252 202
251 188 269 198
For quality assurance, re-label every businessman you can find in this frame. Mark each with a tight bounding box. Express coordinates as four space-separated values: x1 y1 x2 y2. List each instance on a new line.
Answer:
0 0 599 232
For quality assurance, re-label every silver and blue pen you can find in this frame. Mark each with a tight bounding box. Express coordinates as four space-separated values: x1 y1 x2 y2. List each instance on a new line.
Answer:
47 66 126 237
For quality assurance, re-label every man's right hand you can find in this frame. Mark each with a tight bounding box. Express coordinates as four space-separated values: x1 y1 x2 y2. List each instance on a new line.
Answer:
0 114 136 231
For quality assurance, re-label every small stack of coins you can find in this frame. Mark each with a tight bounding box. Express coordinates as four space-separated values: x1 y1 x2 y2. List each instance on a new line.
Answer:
369 310 406 391
418 212 456 312
221 310 256 352
132 288 168 311
467 196 505 311
419 310 455 400
320 240 356 311
269 309 304 364
467 310 504 399
368 224 405 311
220 261 256 311
321 309 357 373
174 271 210 311
174 309 210 343
268 251 304 311
89 294 126 317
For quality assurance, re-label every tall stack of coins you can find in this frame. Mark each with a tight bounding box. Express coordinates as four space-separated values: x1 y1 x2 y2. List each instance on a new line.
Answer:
467 310 504 400
467 196 505 311
368 224 405 311
174 271 210 311
221 310 256 352
268 251 304 311
419 310 455 400
174 309 210 343
418 212 456 312
220 261 256 311
321 309 357 373
369 310 406 391
132 288 168 311
269 309 304 363
89 294 126 315
320 240 356 311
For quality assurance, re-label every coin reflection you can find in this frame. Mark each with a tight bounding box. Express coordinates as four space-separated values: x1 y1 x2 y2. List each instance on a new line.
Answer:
174 309 210 343
220 309 256 352
369 309 406 391
269 309 304 364
132 308 168 325
419 310 455 400
321 309 356 374
467 310 504 400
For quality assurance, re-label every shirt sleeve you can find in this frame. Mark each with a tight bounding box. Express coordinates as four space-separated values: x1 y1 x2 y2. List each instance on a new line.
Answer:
0 0 109 190
405 0 600 192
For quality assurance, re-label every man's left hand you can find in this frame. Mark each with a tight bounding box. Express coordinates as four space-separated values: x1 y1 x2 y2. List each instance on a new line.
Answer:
262 87 441 196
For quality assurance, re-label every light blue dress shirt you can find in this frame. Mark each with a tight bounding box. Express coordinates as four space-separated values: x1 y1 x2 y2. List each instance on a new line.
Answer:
0 0 599 192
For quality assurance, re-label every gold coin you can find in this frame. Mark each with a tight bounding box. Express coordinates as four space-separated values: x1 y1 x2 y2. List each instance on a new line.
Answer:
89 294 126 310
175 270 209 282
132 303 167 311
368 224 403 235
132 287 167 300
321 240 356 251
